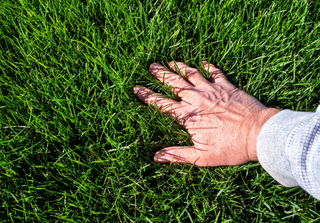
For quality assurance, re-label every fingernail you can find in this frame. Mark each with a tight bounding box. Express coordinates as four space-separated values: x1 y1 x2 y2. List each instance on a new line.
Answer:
133 86 141 94
150 63 160 70
154 152 169 163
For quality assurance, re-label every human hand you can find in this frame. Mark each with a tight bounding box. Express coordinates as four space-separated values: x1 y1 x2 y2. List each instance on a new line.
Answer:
134 61 280 167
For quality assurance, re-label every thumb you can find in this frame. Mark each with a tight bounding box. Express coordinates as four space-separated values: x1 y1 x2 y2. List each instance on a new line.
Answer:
154 146 207 166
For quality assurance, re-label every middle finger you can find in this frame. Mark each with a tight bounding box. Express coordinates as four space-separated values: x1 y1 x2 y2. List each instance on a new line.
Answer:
149 63 193 98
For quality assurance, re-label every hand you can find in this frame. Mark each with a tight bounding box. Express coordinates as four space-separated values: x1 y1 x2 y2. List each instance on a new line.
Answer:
134 61 280 167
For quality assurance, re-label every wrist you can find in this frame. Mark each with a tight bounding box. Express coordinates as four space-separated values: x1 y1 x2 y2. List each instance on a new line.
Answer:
247 108 281 161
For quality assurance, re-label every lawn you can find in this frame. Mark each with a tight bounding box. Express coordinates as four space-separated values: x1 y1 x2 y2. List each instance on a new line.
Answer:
0 0 320 222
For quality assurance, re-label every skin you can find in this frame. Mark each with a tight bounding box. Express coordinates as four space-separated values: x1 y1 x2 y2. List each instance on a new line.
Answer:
133 61 280 167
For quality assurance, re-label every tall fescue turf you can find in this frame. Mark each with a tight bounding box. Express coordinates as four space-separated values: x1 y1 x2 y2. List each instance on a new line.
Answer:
1 0 320 222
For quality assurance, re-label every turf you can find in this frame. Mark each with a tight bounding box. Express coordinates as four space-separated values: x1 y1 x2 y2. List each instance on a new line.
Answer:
0 0 320 222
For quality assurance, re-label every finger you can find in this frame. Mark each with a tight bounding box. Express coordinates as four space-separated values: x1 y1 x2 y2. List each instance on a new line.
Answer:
202 61 227 84
154 146 209 167
133 85 188 119
169 61 209 86
149 63 193 97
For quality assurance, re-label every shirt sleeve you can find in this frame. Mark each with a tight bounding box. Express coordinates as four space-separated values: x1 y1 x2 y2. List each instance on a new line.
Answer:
257 106 320 200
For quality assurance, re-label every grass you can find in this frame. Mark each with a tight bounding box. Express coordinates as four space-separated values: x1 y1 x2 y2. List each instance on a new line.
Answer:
0 0 320 222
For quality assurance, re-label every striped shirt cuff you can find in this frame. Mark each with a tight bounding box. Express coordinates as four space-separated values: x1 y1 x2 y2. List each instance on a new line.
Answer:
257 109 313 187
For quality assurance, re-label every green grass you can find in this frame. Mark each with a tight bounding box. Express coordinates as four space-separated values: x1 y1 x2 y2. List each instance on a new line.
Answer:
1 0 320 222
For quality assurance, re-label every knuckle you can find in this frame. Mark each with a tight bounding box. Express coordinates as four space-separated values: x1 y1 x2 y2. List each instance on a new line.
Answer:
177 64 187 71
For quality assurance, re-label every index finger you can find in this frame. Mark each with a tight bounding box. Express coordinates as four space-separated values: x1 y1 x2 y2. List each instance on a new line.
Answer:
134 85 189 121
